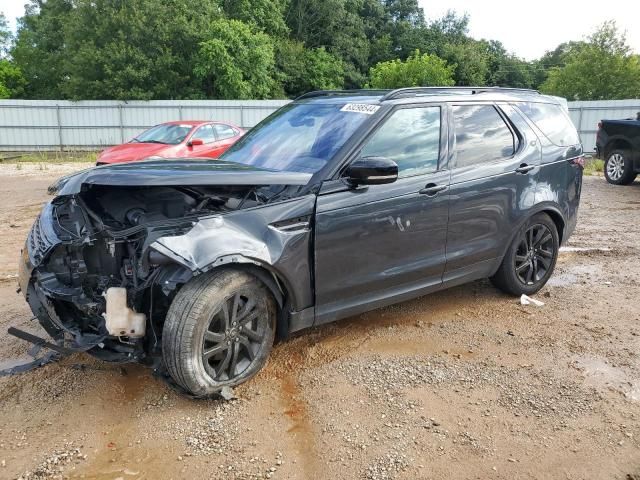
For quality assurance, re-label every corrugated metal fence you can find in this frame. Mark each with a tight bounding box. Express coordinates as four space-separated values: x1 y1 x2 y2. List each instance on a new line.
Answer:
567 99 640 152
0 100 291 151
0 98 638 152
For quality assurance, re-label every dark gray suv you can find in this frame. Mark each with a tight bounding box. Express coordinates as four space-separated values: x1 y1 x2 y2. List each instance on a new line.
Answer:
17 87 584 396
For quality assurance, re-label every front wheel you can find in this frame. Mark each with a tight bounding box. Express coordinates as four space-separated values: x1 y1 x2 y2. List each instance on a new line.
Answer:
490 213 559 296
162 269 276 397
604 149 637 185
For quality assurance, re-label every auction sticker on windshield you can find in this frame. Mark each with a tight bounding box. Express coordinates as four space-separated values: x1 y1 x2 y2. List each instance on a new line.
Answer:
340 104 380 115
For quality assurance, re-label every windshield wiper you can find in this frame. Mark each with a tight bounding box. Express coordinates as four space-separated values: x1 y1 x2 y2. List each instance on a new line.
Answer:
141 140 168 144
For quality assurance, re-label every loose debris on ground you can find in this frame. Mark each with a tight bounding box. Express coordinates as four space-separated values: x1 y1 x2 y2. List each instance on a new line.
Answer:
0 170 638 479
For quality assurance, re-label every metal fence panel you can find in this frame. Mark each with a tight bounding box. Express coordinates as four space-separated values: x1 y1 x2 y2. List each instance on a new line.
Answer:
0 100 291 151
568 100 640 152
1 98 639 152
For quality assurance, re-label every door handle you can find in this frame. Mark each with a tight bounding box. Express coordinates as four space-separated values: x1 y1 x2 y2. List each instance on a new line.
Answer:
419 183 448 196
515 164 535 174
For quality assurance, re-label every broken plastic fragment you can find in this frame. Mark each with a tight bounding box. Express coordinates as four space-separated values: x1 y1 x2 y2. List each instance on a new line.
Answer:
220 386 236 401
520 294 544 307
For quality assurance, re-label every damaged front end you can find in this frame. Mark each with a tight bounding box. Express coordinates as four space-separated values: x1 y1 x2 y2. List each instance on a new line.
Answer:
17 161 314 365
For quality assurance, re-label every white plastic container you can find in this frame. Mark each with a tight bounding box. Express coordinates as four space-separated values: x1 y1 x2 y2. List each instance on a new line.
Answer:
103 287 146 338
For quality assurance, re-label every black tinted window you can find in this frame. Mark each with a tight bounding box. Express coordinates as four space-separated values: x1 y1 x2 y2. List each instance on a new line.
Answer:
361 107 441 177
516 102 580 146
453 105 515 168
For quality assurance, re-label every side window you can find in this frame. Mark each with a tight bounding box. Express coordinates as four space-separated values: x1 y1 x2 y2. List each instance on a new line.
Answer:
193 124 216 144
360 107 441 177
515 102 580 146
214 124 237 140
452 105 515 168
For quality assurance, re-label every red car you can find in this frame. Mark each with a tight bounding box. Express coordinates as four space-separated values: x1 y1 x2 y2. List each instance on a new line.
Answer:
96 121 244 165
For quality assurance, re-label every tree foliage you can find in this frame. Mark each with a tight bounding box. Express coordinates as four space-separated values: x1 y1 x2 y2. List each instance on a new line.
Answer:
194 19 277 99
275 40 344 97
0 13 26 98
368 50 455 88
7 2 640 100
223 0 289 37
541 22 640 100
0 59 26 98
0 13 11 58
13 0 220 100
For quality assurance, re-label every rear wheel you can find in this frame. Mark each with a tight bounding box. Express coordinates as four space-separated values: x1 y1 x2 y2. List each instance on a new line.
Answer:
604 149 637 185
490 213 559 296
162 269 276 397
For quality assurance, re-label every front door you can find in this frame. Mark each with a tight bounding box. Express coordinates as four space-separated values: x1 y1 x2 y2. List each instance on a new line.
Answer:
314 105 451 324
188 124 217 157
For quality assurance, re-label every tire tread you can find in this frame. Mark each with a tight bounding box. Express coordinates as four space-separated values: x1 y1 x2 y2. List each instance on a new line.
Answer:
162 269 275 396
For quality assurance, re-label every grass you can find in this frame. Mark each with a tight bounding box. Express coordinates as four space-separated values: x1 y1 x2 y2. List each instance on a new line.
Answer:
584 156 605 176
0 150 98 165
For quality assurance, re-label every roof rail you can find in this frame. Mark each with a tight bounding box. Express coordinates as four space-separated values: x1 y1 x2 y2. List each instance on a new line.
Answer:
380 86 540 101
295 89 389 101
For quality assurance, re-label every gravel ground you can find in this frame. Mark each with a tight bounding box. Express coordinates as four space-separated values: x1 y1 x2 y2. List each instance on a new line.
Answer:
0 166 638 479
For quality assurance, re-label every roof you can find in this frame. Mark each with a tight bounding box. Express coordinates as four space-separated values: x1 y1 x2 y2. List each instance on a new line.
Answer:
161 120 209 126
160 120 240 127
295 87 563 106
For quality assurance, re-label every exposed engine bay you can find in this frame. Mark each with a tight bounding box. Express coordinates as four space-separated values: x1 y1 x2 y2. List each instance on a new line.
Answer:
22 182 301 364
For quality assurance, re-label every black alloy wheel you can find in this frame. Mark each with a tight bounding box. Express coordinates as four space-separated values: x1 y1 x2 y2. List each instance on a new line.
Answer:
514 224 554 285
201 291 269 381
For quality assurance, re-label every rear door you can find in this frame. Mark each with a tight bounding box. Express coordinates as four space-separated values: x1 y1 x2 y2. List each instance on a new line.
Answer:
444 103 541 284
314 104 450 324
210 124 242 158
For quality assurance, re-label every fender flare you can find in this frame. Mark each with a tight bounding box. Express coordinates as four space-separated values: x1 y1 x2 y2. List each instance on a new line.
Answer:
495 205 567 274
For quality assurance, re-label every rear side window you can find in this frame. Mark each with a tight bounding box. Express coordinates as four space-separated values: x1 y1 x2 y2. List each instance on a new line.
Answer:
214 124 237 140
516 102 580 146
452 105 515 168
360 106 441 177
193 124 216 144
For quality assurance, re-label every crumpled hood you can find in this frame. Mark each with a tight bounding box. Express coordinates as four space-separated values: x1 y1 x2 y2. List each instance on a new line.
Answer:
49 160 313 196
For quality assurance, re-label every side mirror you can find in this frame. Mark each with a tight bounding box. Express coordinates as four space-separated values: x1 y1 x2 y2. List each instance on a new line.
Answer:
188 138 204 147
345 156 398 186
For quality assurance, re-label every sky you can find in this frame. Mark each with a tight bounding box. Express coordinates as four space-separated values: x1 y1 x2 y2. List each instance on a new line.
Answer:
419 0 640 60
1 0 639 60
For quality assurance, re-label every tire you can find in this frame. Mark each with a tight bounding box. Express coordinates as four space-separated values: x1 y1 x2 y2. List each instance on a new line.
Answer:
162 269 276 397
604 149 637 185
490 213 559 296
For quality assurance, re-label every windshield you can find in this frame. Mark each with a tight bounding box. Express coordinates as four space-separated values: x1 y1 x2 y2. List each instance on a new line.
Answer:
220 103 374 173
133 124 193 145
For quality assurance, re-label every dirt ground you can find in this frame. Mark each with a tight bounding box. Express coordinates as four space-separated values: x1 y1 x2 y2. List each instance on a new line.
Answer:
0 163 638 480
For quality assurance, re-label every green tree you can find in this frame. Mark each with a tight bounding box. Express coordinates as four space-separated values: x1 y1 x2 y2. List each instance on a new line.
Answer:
0 12 26 98
276 40 344 97
194 19 278 99
425 10 469 48
223 0 289 37
531 40 587 88
442 41 489 86
13 0 221 99
490 54 534 88
541 21 640 100
368 50 454 88
0 59 26 98
11 0 72 98
286 0 370 88
0 13 11 57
